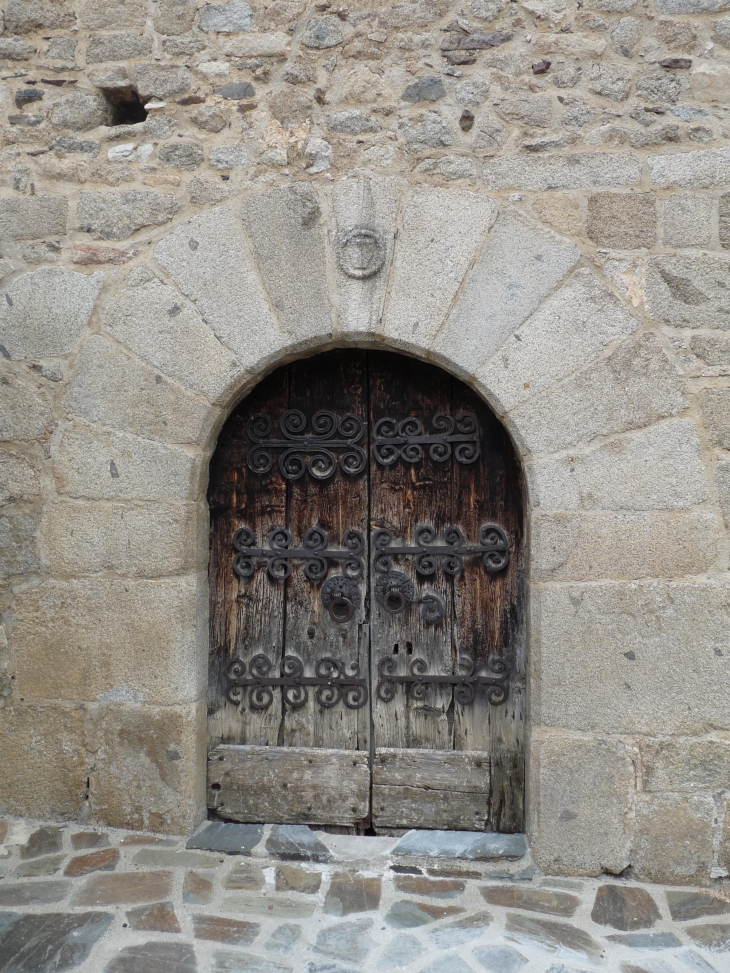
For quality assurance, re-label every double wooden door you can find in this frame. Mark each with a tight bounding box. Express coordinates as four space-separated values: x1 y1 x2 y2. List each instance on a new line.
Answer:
207 351 525 833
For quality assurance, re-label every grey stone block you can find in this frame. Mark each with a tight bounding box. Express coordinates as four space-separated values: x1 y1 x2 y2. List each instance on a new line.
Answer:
482 153 640 191
0 37 36 59
50 92 112 131
187 822 264 854
586 192 656 249
302 15 345 49
153 0 198 35
77 0 146 28
78 190 181 241
210 144 247 169
159 141 204 171
331 176 402 335
42 501 203 577
0 450 40 504
530 733 632 876
5 0 73 31
154 204 285 372
433 211 578 377
392 830 527 860
215 81 255 100
477 269 639 414
199 1 253 32
266 825 333 862
663 193 713 247
632 794 715 885
649 146 730 188
327 110 381 135
12 577 205 705
495 94 552 127
0 267 102 360
402 76 446 103
717 460 730 530
134 63 192 99
0 195 67 241
509 333 686 453
699 387 730 448
86 33 153 63
64 336 212 445
400 111 454 151
644 252 730 329
534 580 730 734
384 187 496 351
0 512 39 578
0 368 53 442
531 511 720 581
54 422 201 501
242 186 334 344
657 0 729 10
103 277 241 404
641 738 730 792
0 911 113 973
530 418 708 511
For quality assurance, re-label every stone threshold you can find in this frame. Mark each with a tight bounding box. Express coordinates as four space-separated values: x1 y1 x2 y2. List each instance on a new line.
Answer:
187 822 529 865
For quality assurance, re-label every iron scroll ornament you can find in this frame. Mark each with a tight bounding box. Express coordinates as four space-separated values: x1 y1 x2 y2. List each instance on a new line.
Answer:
226 654 368 710
247 410 366 481
233 526 365 581
374 412 480 466
374 524 510 576
376 655 510 707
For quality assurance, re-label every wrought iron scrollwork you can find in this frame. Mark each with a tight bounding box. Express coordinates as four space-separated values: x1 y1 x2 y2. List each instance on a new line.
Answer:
233 526 365 581
376 654 509 707
226 654 368 710
247 411 367 481
373 524 509 576
374 412 480 467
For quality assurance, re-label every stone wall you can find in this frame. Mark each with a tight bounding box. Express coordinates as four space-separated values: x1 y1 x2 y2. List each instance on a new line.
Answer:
0 0 729 886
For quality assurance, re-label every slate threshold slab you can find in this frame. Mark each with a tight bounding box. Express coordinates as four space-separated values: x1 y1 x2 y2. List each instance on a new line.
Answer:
187 822 527 862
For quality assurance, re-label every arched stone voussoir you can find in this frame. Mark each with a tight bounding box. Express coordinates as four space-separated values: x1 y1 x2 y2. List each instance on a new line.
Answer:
472 267 641 435
381 186 498 350
101 271 245 407
429 209 580 380
63 334 223 449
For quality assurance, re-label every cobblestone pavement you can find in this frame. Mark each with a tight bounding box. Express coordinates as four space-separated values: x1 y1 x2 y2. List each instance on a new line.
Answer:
0 816 729 973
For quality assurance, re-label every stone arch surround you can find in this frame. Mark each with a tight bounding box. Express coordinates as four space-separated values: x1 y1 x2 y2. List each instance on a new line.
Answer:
2 176 729 884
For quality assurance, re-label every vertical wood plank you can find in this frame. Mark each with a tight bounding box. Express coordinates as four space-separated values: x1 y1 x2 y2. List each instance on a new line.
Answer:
369 352 453 769
282 351 370 755
207 371 288 748
451 383 526 832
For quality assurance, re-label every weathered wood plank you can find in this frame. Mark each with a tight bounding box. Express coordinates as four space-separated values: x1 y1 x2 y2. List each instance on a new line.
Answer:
369 352 453 755
208 745 370 826
372 748 490 830
207 372 288 748
451 383 526 832
282 352 369 752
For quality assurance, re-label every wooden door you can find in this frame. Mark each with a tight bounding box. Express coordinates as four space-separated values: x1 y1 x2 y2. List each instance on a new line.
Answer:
207 350 525 832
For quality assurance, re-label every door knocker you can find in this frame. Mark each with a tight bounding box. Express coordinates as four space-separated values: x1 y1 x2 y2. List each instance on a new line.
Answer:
321 575 361 623
375 571 414 615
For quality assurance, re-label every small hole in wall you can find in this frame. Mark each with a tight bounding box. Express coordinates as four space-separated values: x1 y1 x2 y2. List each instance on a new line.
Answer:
393 643 399 655
99 86 148 126
211 782 222 792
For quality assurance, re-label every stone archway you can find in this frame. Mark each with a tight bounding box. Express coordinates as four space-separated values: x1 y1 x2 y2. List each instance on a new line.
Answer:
4 177 725 882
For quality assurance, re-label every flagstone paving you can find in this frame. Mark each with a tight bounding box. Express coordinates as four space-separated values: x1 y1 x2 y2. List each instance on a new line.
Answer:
0 816 728 973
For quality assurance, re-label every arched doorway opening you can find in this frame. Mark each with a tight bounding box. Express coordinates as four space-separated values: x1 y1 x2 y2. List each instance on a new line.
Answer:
206 349 526 834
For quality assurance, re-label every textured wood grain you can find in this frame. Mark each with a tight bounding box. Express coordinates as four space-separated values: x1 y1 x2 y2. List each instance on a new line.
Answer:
208 745 370 825
372 748 490 830
369 353 453 753
451 382 526 832
208 371 288 747
282 352 369 752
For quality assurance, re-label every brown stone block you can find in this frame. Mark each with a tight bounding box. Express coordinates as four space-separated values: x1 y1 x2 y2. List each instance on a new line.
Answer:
12 578 205 705
224 862 265 890
184 870 213 904
480 885 580 917
632 794 714 886
324 872 382 915
193 914 259 945
71 831 109 850
64 847 119 877
276 865 322 894
88 702 206 834
394 875 465 898
586 192 656 249
0 702 87 820
126 900 181 933
72 870 173 906
591 885 660 931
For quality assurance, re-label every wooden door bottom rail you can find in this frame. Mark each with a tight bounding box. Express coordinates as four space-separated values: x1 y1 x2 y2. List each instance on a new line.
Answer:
376 655 510 706
225 654 368 710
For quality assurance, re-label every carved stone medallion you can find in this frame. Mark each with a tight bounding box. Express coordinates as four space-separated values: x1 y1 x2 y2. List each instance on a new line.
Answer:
337 226 386 279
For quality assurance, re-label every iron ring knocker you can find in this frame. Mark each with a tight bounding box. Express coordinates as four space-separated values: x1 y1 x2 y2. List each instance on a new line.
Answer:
320 575 361 624
375 571 414 615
